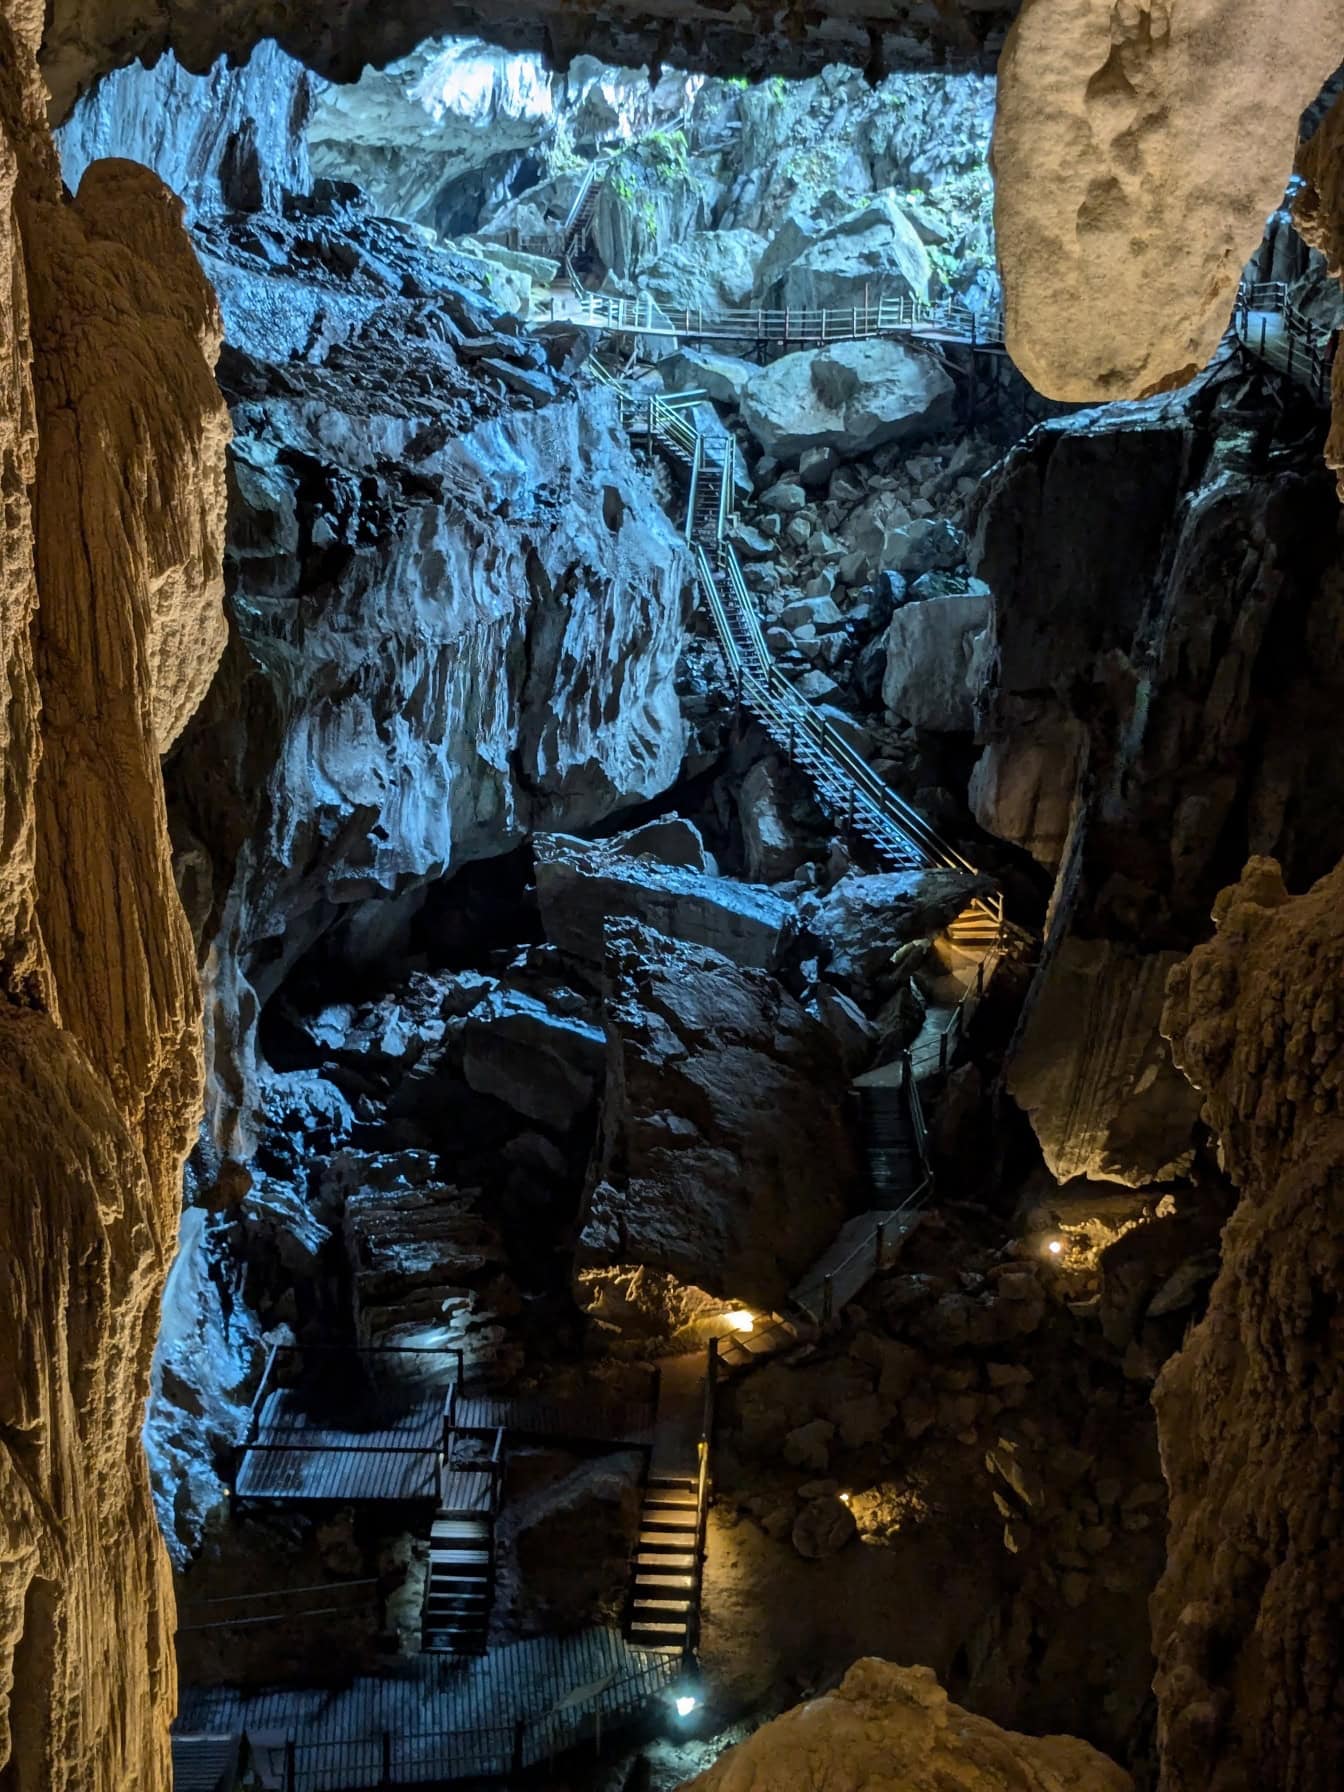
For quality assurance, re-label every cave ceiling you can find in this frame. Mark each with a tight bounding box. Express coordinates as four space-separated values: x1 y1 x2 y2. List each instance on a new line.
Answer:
38 0 1018 121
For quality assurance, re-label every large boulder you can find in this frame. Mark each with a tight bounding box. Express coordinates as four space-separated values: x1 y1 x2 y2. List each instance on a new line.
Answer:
494 1453 643 1634
640 226 767 317
578 923 858 1309
460 990 605 1131
1006 939 1202 1187
758 192 933 314
883 591 989 732
661 346 758 407
739 339 954 463
676 1658 1132 1791
534 828 795 978
803 870 988 1005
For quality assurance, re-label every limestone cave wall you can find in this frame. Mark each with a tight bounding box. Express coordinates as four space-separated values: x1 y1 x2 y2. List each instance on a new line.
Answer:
0 4 229 1785
1156 858 1344 1792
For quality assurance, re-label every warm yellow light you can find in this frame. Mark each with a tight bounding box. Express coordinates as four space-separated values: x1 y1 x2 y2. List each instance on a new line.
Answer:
838 1492 852 1505
726 1309 755 1333
1047 1239 1063 1256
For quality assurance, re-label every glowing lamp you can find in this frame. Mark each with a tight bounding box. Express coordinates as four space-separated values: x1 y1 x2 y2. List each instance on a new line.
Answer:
838 1492 852 1505
675 1694 699 1718
1047 1239 1063 1256
726 1309 755 1334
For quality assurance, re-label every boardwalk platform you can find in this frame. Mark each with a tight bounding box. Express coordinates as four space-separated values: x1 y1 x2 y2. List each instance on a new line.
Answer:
178 1629 679 1789
791 1209 921 1324
451 1391 655 1450
234 1389 442 1504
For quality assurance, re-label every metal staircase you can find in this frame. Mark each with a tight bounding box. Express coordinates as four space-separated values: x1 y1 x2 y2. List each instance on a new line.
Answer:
589 356 1004 942
421 1426 505 1655
626 1475 700 1650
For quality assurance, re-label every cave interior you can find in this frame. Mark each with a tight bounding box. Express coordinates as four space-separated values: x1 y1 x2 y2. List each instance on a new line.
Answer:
4 7 1344 1792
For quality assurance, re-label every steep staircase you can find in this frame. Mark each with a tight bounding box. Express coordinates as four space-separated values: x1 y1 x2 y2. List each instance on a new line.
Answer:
858 1077 922 1205
421 1428 505 1655
626 1474 701 1650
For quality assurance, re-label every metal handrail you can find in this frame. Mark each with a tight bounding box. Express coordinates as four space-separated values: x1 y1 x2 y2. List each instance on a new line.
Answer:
597 356 1004 918
685 1339 717 1660
573 287 1007 351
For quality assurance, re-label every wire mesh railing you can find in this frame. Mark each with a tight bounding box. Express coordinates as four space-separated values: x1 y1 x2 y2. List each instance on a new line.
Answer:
1234 278 1336 403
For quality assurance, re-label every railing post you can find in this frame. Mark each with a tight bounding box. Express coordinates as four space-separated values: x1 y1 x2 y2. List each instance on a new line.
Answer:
874 1220 886 1271
939 1029 949 1074
822 1274 834 1323
381 1730 392 1787
513 1717 527 1774
284 1740 297 1792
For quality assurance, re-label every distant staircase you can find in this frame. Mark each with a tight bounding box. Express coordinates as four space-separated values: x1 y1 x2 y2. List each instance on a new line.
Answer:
626 1474 701 1651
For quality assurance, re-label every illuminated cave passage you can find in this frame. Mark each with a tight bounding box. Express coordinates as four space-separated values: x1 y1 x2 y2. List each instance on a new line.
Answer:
7 10 1344 1792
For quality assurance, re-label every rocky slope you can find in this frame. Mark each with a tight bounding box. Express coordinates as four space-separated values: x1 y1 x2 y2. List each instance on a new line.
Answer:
1154 856 1344 1792
675 1659 1132 1791
0 7 228 1785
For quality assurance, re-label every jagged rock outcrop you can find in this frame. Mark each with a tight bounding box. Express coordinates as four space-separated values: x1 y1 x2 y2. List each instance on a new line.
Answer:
58 39 316 217
973 378 1344 1183
676 1658 1133 1790
37 6 1013 126
535 823 794 977
1153 856 1344 1792
579 921 858 1308
161 190 688 1154
0 9 228 1784
992 0 1344 403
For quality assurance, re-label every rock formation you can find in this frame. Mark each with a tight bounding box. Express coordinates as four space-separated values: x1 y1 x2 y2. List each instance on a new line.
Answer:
36 4 1013 125
0 6 228 1784
580 920 857 1308
1154 856 1344 1792
972 371 1344 1183
992 0 1344 403
675 1658 1133 1790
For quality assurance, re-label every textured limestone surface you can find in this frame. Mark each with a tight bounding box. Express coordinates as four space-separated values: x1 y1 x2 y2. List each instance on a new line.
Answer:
676 1658 1133 1790
1154 856 1344 1792
993 0 1344 401
1006 938 1200 1186
0 7 227 1787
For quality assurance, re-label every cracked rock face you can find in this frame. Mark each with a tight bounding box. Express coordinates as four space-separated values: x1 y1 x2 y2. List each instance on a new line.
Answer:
1153 856 1344 1792
161 190 688 1154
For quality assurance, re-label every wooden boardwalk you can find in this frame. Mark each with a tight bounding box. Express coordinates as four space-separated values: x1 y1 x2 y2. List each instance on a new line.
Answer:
234 1390 442 1504
451 1391 655 1449
178 1629 678 1788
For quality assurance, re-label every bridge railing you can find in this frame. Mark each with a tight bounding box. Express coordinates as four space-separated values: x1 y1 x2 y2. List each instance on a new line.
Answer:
257 1654 682 1788
1235 278 1336 403
573 287 1005 350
